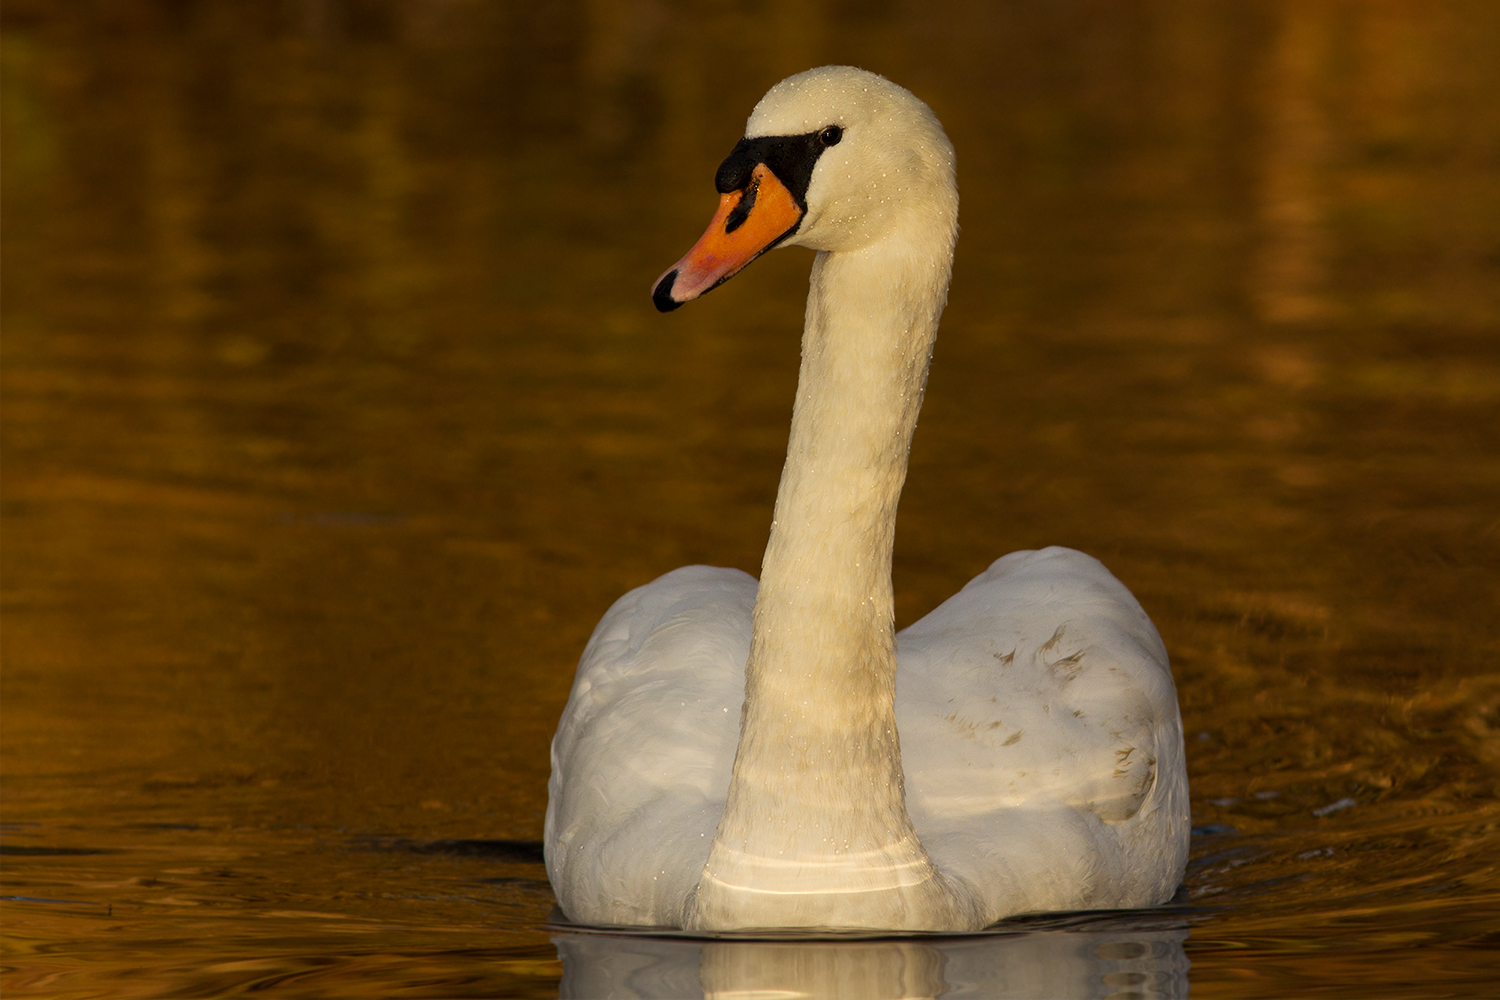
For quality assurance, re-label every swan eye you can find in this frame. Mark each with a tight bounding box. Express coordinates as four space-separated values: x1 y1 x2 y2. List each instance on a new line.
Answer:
819 125 843 147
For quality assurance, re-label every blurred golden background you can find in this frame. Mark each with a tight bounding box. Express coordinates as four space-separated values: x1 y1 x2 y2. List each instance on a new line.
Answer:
3 0 1497 995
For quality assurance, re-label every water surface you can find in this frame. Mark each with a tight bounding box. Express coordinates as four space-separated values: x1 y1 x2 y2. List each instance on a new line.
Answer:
3 1 1498 996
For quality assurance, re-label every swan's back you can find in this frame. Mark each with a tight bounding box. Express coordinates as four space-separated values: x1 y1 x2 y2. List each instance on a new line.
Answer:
546 566 754 927
896 547 1189 914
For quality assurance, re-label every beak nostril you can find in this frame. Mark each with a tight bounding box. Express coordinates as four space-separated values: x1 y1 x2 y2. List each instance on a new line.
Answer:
723 177 761 235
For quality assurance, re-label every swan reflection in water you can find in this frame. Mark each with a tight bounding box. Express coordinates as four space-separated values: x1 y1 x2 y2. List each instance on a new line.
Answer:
551 919 1189 999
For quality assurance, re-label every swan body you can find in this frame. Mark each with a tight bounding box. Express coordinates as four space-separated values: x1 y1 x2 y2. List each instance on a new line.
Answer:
545 66 1189 932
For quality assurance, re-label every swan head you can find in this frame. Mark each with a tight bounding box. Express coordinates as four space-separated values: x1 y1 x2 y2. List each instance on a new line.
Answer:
653 66 956 312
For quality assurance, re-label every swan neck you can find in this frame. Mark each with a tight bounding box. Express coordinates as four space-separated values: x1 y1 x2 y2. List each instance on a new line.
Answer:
689 229 969 930
757 243 942 686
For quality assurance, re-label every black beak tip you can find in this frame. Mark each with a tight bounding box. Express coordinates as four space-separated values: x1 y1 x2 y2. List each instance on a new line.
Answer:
652 271 683 313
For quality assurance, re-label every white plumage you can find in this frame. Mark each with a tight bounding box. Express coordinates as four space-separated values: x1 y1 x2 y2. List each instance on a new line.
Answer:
545 66 1189 932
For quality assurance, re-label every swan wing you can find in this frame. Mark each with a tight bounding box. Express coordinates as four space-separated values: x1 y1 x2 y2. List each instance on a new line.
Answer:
896 547 1189 914
545 565 754 926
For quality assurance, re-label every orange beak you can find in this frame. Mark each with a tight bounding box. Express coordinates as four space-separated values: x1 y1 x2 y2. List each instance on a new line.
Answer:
652 163 804 312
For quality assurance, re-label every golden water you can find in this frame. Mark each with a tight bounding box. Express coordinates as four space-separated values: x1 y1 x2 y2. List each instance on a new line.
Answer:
3 1 1497 996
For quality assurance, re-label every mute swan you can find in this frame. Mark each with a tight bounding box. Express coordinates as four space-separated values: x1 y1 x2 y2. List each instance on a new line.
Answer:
545 66 1189 932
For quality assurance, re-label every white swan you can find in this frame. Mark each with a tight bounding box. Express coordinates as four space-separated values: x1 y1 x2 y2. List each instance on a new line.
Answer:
545 66 1189 933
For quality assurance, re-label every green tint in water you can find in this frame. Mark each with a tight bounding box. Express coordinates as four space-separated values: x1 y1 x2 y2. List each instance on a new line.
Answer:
2 1 1497 996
